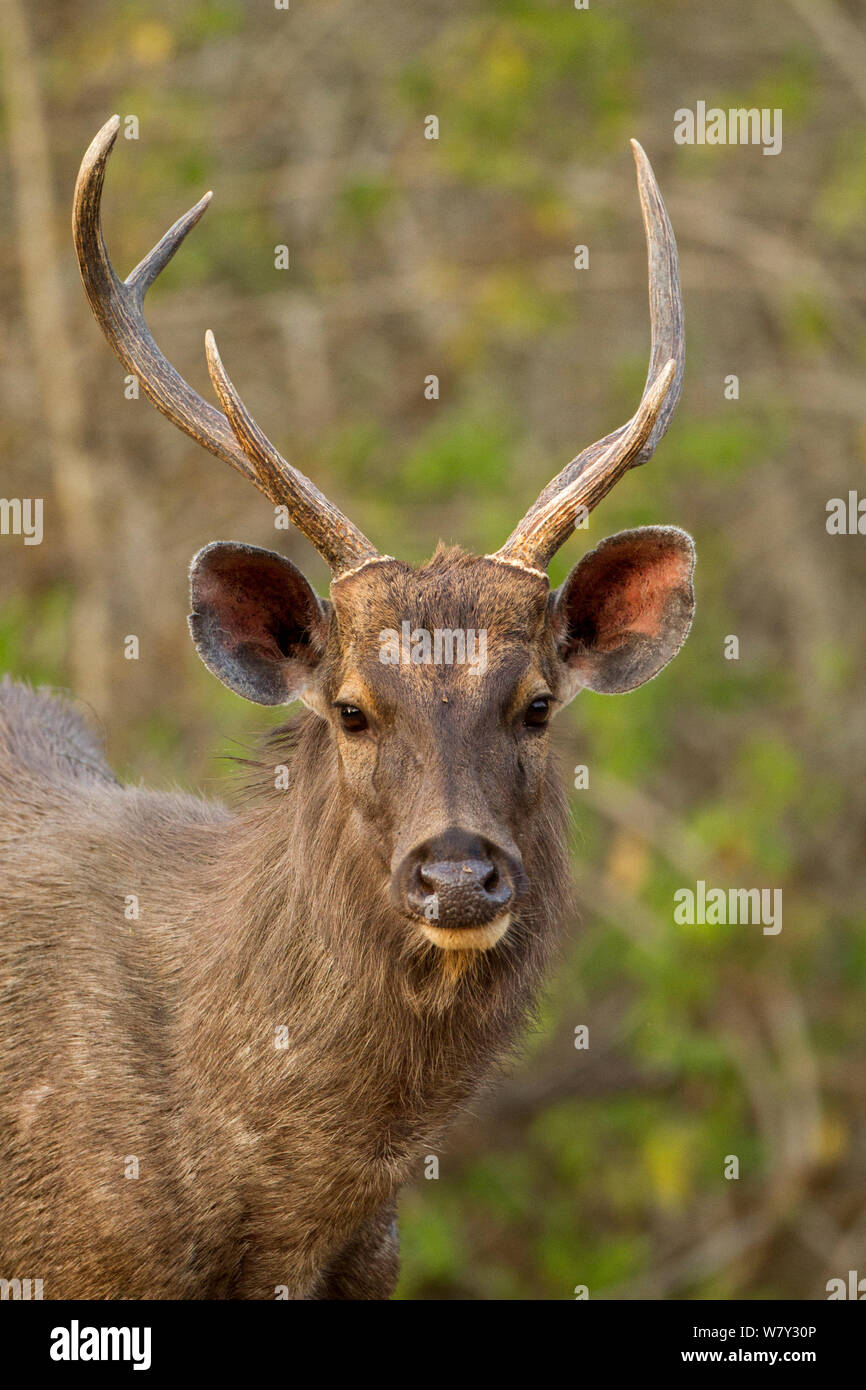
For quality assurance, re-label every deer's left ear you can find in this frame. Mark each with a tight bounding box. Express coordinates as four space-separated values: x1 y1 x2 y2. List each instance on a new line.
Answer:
551 526 695 701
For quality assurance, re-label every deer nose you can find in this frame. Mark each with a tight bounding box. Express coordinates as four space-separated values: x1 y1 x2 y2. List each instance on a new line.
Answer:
399 830 515 930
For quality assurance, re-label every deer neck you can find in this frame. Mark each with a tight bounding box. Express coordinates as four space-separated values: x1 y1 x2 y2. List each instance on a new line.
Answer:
180 713 568 1190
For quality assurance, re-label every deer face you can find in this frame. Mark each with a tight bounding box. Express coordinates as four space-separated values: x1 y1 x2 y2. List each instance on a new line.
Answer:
187 530 694 951
74 118 694 952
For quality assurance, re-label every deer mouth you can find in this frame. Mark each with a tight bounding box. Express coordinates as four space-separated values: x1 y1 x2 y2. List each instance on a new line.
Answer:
419 914 511 952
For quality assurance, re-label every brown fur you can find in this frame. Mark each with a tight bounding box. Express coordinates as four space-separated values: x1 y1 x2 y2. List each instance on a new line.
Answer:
0 548 571 1299
38 124 694 1299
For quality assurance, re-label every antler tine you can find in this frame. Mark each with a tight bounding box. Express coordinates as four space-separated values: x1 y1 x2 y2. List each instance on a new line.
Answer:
499 358 676 574
205 332 382 576
73 116 254 484
73 115 381 577
489 139 685 574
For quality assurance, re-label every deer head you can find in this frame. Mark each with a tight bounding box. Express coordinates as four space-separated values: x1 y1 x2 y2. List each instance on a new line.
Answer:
73 116 694 955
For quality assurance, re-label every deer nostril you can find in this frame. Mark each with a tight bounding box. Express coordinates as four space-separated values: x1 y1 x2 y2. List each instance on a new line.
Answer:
409 857 513 929
419 859 494 894
394 831 523 931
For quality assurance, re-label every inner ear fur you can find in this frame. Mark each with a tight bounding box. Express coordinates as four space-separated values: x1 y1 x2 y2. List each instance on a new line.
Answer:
188 541 330 705
551 526 695 697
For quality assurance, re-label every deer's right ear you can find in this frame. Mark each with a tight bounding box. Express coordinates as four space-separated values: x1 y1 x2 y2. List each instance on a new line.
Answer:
188 542 330 705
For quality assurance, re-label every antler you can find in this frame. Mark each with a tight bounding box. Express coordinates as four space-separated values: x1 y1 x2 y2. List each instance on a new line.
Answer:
489 140 685 575
73 115 382 578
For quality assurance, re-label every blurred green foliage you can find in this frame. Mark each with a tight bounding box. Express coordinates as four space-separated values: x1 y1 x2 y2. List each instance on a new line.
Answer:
2 0 865 1299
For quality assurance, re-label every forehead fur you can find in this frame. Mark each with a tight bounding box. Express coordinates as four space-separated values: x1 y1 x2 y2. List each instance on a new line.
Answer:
326 545 552 699
332 545 549 642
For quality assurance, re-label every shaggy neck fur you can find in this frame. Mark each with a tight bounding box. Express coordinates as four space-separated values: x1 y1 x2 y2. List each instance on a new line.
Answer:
177 711 570 1293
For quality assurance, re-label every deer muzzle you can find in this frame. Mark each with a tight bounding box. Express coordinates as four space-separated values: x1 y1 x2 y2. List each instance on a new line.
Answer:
393 830 523 951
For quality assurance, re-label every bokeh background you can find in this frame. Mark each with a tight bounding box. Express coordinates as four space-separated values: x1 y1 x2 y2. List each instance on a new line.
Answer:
1 0 865 1299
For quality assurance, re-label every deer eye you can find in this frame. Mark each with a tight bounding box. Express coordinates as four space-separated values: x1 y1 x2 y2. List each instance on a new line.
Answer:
338 704 369 734
523 696 551 729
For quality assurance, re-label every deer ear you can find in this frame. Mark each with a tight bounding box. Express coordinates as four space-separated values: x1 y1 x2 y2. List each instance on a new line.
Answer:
188 542 330 705
551 526 695 700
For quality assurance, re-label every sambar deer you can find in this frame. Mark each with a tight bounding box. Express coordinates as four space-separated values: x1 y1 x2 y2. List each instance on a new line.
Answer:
0 116 694 1299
